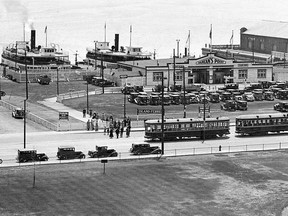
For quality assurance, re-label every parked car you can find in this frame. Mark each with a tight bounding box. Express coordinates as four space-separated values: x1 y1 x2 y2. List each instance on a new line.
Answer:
12 108 25 119
121 84 135 94
235 100 248 111
98 80 115 87
243 92 255 102
220 100 237 111
170 94 180 105
57 146 85 160
276 89 288 100
88 146 118 158
135 94 149 105
274 102 288 112
17 149 48 163
263 91 274 101
37 75 51 85
130 143 161 155
128 92 139 103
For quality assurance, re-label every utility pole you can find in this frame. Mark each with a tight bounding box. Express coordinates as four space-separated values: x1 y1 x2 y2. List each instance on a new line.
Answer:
173 49 176 87
183 67 186 118
86 75 89 113
24 48 28 149
94 41 97 70
161 72 165 155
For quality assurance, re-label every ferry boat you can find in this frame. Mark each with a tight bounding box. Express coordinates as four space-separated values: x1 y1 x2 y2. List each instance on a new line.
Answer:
1 29 80 83
85 34 151 68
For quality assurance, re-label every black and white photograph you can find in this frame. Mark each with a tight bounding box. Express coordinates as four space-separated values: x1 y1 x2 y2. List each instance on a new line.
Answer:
1 0 288 215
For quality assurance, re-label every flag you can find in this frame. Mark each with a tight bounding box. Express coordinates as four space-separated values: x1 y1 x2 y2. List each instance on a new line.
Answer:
209 24 212 39
44 26 47 33
230 30 234 44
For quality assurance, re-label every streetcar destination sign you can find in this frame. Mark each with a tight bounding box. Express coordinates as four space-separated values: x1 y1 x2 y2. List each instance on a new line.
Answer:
137 109 161 114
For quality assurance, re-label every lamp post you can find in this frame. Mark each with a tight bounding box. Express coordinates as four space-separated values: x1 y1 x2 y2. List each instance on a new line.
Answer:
120 75 128 122
161 72 167 155
24 48 28 149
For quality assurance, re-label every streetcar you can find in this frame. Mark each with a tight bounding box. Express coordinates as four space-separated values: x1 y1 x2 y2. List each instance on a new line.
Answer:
144 117 230 140
235 113 288 136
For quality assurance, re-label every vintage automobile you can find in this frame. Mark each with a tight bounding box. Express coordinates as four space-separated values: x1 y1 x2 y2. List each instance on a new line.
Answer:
12 108 25 119
263 91 274 101
130 143 162 155
220 92 232 102
274 101 288 112
149 94 160 105
220 100 237 111
276 89 288 100
135 94 149 105
253 90 264 101
128 92 139 103
209 92 220 103
159 94 171 105
235 100 248 111
88 146 118 158
121 84 135 94
37 75 51 85
243 92 255 102
57 146 85 160
168 84 182 92
170 94 180 105
17 149 49 163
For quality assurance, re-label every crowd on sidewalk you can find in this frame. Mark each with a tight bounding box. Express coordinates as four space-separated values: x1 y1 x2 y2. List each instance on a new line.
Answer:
83 109 132 138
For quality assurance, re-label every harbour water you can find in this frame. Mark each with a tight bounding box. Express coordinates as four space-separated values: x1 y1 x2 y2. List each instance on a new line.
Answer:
0 0 287 62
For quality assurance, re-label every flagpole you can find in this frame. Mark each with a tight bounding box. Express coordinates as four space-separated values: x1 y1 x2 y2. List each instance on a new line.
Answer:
210 24 212 52
231 30 234 50
188 30 190 56
45 26 47 47
104 23 106 42
129 25 132 47
23 23 25 42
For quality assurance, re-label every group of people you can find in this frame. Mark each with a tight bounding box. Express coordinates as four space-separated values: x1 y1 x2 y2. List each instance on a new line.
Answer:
84 110 132 138
104 117 131 139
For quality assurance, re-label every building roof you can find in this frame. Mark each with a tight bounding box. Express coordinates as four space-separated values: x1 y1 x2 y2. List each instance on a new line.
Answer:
242 20 288 39
118 57 190 68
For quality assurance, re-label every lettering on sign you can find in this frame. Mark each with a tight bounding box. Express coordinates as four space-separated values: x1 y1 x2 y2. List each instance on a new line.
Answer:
59 112 69 120
196 57 226 65
137 109 161 115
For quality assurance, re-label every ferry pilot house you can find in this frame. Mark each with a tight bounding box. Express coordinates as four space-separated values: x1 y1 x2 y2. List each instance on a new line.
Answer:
147 53 273 87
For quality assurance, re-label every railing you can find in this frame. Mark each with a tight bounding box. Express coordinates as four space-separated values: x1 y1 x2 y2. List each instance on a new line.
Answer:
2 141 287 167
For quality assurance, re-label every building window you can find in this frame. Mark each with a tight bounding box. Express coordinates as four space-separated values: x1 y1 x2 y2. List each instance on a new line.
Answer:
238 70 247 79
153 72 163 82
175 72 183 81
257 69 266 78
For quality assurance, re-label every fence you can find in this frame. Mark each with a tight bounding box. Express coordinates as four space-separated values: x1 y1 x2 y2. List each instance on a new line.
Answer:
2 141 288 167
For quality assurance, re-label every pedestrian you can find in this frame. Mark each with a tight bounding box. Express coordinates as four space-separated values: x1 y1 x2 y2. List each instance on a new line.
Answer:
83 109 86 118
120 126 124 138
126 126 130 138
86 119 90 131
89 109 93 118
107 127 109 136
219 145 222 152
90 118 95 131
95 118 99 131
104 126 107 135
115 127 120 138
109 128 114 139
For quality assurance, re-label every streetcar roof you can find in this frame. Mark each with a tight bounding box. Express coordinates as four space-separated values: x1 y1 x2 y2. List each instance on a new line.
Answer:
236 113 288 120
145 117 229 124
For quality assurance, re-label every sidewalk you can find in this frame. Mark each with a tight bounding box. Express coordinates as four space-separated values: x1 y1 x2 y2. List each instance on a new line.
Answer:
39 97 145 131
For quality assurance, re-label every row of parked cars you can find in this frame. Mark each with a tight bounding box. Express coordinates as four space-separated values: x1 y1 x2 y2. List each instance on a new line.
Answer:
15 144 161 163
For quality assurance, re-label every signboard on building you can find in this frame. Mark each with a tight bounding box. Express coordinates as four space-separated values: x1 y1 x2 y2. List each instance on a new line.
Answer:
59 112 69 120
137 109 161 115
196 57 226 65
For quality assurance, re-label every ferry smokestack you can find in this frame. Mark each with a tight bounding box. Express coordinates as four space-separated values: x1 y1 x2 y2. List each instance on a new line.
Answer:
31 30 36 50
115 34 119 52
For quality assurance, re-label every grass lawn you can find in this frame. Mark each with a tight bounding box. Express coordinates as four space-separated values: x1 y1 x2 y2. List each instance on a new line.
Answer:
1 151 288 216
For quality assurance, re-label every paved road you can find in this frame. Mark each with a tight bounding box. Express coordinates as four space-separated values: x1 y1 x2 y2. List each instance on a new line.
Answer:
0 126 287 167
